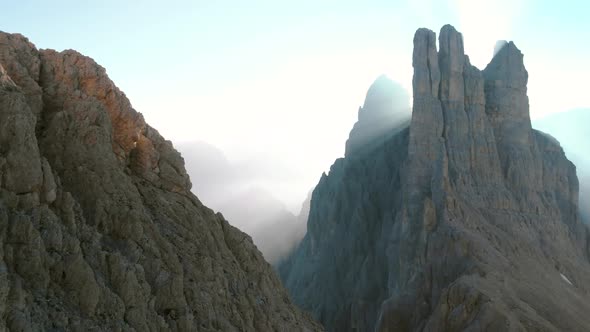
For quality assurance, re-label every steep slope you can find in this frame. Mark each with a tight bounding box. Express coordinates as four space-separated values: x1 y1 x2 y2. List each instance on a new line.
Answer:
0 32 321 331
280 25 590 332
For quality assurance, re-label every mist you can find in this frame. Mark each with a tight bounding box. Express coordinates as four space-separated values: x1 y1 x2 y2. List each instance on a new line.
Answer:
176 87 589 266
176 76 413 263
533 108 590 222
176 141 313 263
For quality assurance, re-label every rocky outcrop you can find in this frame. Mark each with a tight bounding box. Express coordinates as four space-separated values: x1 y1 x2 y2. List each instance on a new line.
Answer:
280 24 590 331
0 31 321 331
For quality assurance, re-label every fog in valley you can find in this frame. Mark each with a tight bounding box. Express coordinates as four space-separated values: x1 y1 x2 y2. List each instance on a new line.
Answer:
176 93 590 263
176 77 415 263
176 141 312 263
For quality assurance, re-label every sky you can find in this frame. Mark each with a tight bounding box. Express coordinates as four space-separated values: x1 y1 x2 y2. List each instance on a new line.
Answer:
2 0 589 212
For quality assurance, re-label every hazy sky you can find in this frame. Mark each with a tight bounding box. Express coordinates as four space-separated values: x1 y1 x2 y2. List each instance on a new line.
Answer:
3 0 589 211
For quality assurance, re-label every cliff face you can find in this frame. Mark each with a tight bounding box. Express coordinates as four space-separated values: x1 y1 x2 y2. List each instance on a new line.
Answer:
0 32 321 331
533 108 590 224
280 25 590 331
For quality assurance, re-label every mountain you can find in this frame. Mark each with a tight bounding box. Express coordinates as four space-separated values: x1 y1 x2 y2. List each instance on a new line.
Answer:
345 75 411 156
176 141 309 263
279 25 590 331
249 190 311 265
217 186 302 264
0 32 321 331
533 109 590 223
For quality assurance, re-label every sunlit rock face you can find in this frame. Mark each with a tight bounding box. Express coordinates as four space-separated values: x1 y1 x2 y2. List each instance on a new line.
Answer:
0 31 321 331
280 24 590 332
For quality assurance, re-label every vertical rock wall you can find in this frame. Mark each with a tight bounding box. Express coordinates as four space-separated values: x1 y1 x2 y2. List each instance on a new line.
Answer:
281 25 590 332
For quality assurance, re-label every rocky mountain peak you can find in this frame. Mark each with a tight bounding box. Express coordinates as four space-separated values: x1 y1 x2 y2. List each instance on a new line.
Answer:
485 40 527 88
344 75 409 157
281 24 590 332
412 28 440 97
0 30 321 331
438 24 467 103
439 24 464 51
362 74 404 109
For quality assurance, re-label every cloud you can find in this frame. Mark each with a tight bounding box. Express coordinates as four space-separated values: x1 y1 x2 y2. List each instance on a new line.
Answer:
176 140 311 263
452 0 528 68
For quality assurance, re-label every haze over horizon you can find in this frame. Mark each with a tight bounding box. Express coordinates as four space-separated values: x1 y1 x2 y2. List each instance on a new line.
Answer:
2 0 589 213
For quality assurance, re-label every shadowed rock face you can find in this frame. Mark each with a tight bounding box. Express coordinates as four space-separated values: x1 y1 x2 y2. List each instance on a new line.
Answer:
532 108 590 224
345 75 410 157
280 24 590 332
0 31 321 331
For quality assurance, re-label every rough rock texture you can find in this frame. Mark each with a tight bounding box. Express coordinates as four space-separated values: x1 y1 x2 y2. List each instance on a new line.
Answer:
280 25 590 331
0 31 321 331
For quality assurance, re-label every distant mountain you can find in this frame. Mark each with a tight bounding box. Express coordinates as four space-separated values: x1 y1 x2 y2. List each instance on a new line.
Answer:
177 142 309 264
345 74 411 156
247 190 311 265
280 25 590 331
0 31 320 331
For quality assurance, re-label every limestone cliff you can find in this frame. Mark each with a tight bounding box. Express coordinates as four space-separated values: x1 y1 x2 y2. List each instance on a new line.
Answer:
280 25 590 331
0 31 321 331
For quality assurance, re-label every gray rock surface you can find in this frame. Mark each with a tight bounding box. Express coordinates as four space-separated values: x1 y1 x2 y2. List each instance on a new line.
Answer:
280 25 590 331
533 108 590 224
0 31 321 331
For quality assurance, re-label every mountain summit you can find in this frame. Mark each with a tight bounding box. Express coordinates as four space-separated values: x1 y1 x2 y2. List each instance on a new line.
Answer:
345 75 410 157
0 32 320 331
280 25 590 331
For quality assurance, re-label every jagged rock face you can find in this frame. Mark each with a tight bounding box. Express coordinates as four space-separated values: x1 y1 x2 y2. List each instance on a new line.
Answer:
279 131 410 331
345 75 410 157
280 25 590 332
0 32 321 331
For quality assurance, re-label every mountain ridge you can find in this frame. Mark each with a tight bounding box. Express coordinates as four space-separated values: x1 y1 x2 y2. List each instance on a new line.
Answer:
0 31 321 331
280 25 590 332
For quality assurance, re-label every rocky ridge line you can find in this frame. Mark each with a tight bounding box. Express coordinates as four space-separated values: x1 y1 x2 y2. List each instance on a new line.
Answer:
0 31 321 331
280 25 590 332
